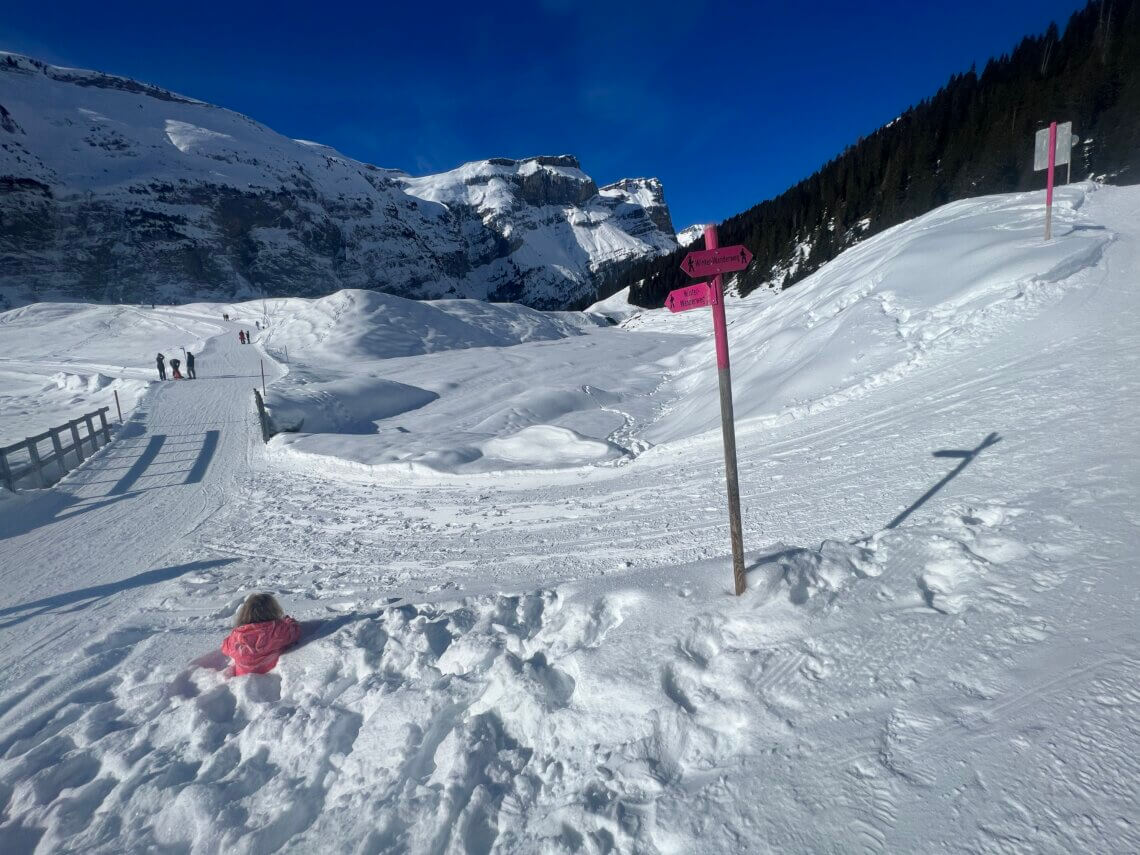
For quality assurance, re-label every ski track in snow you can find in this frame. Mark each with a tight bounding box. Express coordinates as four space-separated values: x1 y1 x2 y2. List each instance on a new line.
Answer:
0 185 1138 852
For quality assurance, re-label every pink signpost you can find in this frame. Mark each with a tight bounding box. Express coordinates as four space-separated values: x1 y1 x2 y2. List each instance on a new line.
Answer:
1034 120 1069 241
666 282 713 313
675 228 752 595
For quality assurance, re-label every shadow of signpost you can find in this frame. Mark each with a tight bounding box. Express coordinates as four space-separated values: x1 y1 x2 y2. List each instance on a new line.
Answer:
743 432 1003 602
886 432 1001 529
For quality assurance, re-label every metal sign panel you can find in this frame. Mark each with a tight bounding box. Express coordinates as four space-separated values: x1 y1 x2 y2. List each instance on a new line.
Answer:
1035 121 1072 170
665 282 712 313
680 245 753 278
1055 121 1072 166
1034 127 1050 170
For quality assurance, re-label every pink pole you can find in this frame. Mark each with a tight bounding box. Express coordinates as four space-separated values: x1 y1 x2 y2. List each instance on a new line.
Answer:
1045 120 1057 240
704 224 747 594
705 226 731 370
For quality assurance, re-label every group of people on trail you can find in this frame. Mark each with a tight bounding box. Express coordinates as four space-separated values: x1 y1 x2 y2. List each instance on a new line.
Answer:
155 351 195 381
155 317 253 380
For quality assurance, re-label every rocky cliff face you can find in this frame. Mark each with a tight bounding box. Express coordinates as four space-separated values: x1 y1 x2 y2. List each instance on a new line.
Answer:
0 53 677 310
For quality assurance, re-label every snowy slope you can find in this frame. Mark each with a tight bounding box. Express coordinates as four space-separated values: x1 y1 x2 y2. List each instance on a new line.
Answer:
0 53 677 310
0 183 1137 853
257 290 606 450
636 184 1116 442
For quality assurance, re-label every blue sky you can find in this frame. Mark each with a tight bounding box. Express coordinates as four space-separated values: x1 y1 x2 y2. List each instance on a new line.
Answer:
2 0 1088 230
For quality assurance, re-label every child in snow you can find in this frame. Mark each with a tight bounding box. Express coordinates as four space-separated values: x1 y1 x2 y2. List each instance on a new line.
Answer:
222 593 301 676
169 357 182 379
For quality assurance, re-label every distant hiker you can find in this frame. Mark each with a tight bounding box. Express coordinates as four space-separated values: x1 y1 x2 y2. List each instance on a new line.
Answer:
239 330 246 345
170 357 182 379
156 353 166 381
244 330 252 344
222 593 301 676
186 351 196 379
255 320 261 330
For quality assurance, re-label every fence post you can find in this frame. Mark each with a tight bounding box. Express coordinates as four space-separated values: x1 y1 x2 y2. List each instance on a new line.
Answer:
0 449 13 492
70 419 86 463
253 389 271 443
114 389 123 424
98 408 112 443
49 427 68 479
84 414 98 451
25 438 47 489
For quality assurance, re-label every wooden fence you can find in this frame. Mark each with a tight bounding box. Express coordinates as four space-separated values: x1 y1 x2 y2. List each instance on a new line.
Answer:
253 389 273 443
0 406 113 492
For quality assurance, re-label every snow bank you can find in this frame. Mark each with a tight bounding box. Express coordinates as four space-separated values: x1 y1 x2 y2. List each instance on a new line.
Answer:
255 289 684 477
640 184 1114 442
481 425 624 466
0 497 1060 852
584 286 640 324
259 289 585 364
266 378 439 435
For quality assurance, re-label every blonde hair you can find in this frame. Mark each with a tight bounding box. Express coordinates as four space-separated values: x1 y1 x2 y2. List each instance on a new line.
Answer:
234 593 284 627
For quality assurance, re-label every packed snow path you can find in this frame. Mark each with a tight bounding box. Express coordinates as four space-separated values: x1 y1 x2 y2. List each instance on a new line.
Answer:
0 327 273 686
0 186 1138 853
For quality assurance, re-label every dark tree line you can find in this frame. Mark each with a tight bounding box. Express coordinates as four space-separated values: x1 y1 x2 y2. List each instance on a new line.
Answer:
605 0 1139 308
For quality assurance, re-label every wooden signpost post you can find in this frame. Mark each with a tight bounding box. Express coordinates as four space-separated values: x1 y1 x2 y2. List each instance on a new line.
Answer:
672 227 753 594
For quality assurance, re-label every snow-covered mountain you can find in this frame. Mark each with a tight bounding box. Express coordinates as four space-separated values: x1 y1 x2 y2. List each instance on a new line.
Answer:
0 53 677 310
676 223 707 246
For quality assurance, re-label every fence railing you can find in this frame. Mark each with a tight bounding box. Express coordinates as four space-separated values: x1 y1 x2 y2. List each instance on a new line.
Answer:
0 406 113 492
253 389 273 443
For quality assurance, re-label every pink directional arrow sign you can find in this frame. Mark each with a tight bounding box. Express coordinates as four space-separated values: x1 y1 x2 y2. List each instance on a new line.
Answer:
665 282 713 313
680 245 753 278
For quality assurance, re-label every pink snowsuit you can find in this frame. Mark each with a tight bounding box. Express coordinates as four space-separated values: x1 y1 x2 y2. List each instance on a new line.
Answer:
221 617 301 675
